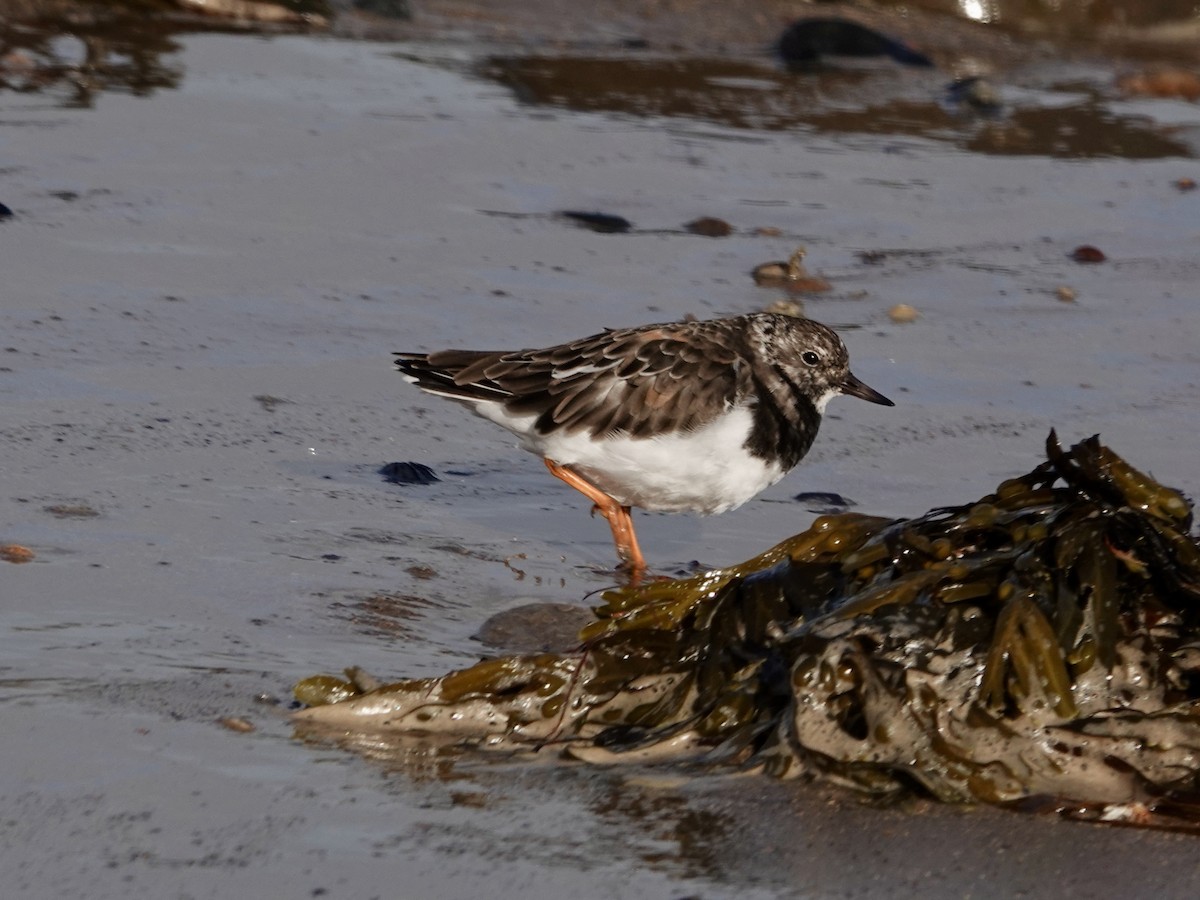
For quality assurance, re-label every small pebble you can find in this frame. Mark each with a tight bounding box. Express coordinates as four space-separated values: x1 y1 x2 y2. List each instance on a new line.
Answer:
1174 178 1197 192
683 216 732 238
0 202 13 219
888 303 919 323
217 716 256 733
0 544 34 563
1071 245 1106 263
753 226 783 237
794 491 854 511
1055 286 1077 303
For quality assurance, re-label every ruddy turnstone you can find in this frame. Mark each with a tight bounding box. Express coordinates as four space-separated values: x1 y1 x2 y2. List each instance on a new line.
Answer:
395 313 893 573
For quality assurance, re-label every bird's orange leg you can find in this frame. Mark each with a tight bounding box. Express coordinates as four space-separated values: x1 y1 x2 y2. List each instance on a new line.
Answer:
544 458 646 575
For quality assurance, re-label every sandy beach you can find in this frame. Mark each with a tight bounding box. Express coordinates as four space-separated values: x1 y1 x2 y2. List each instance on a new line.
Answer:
4 9 1200 897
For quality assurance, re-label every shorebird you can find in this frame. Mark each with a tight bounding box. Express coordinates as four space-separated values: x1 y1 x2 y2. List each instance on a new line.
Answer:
395 313 893 574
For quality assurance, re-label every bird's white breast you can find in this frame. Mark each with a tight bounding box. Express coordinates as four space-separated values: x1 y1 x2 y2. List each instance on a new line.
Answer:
471 401 785 515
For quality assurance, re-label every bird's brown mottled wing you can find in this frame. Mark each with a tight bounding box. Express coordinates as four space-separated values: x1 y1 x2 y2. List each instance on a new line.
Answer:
396 321 747 438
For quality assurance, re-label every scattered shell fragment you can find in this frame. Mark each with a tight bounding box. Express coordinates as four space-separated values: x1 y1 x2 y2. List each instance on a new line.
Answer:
888 303 919 323
218 716 256 733
946 75 1003 115
1175 178 1197 192
752 247 806 286
1055 286 1077 303
752 247 831 293
763 298 806 318
753 226 783 237
752 261 792 285
0 544 35 563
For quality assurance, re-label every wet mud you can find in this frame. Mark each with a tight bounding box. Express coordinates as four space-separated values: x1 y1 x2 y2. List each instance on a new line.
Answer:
4 0 1200 897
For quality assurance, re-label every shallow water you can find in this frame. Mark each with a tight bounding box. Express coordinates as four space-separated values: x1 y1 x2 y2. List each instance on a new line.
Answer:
3 18 1200 900
481 54 1200 159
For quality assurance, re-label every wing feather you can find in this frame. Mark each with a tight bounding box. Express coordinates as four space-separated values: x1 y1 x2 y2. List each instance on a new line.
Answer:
396 318 748 437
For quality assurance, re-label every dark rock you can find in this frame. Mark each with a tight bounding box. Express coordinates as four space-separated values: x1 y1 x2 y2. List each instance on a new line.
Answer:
778 18 933 69
793 491 854 512
379 461 440 485
558 210 633 234
473 602 595 653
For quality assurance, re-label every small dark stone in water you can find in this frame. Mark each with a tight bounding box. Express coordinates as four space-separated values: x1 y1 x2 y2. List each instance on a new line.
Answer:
321 554 342 562
684 216 732 238
559 211 633 234
473 602 595 653
379 461 440 485
1071 245 1107 263
794 491 854 511
778 18 933 69
0 202 12 219
856 250 887 265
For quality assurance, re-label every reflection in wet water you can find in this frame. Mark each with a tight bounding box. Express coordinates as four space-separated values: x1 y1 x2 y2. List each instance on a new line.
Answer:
806 94 1195 159
296 720 738 880
0 0 322 108
481 55 1195 160
593 783 728 879
0 8 185 108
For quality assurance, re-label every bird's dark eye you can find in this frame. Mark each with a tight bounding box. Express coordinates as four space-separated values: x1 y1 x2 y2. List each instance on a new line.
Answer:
801 351 820 367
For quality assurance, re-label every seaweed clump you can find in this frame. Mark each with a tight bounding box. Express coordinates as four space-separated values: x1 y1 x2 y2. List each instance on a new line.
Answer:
295 433 1200 827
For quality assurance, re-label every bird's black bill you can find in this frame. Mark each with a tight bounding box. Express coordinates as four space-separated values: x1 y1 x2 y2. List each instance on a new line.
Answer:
840 371 894 407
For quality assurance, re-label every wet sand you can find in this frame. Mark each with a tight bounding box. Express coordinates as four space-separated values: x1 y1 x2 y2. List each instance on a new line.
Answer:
3 16 1200 900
